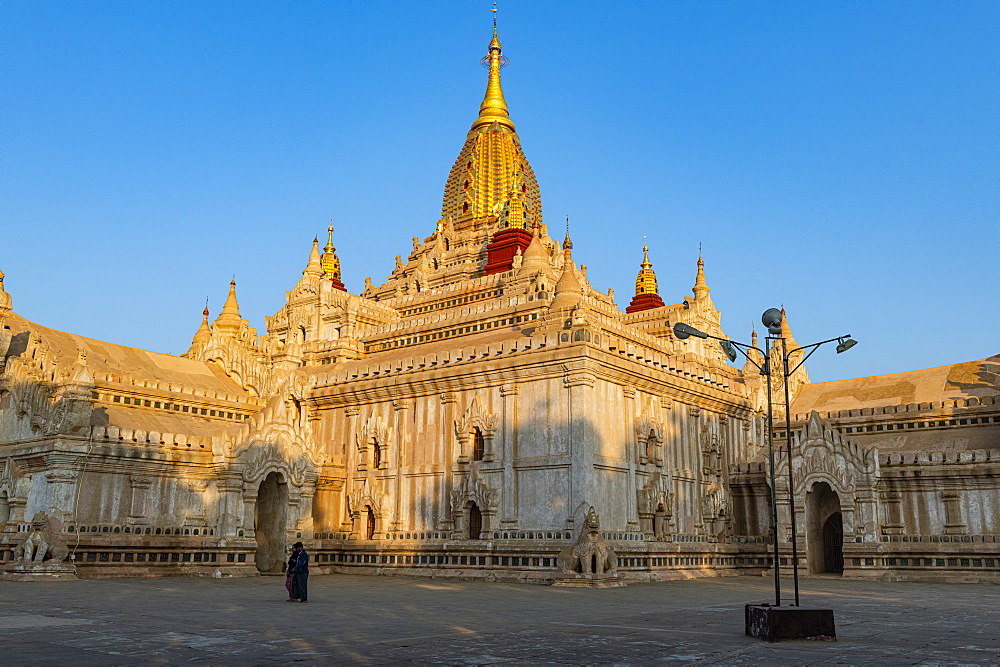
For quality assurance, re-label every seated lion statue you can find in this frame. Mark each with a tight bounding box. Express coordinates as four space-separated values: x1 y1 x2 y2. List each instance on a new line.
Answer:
558 506 617 576
14 511 70 566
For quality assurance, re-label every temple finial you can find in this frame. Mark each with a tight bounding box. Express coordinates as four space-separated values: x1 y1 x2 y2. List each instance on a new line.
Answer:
693 247 709 300
472 5 514 132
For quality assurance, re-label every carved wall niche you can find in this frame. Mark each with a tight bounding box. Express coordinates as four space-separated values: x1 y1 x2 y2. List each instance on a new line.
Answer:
636 471 673 540
355 413 394 472
634 415 664 466
449 468 499 539
454 396 498 464
701 424 722 478
347 476 391 540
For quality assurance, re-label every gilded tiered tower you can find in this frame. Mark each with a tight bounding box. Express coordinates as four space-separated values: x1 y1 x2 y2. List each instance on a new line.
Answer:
625 242 666 313
439 23 543 276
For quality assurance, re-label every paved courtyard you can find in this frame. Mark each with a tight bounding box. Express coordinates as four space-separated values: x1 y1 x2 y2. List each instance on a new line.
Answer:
1 573 997 664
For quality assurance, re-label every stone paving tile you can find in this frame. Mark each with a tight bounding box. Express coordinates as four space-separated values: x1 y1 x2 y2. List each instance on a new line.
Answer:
0 574 997 664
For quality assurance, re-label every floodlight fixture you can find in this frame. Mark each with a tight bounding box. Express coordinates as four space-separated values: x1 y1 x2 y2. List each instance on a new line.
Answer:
836 337 858 354
673 322 708 340
761 308 783 335
720 339 738 363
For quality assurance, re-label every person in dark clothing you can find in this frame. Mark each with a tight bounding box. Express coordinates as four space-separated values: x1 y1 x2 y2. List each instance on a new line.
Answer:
291 541 309 603
284 548 298 601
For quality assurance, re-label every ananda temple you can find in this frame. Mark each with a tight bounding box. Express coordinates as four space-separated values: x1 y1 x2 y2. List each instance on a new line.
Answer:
1 24 997 583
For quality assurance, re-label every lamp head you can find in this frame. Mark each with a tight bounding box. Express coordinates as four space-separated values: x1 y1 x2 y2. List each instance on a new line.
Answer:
836 337 858 354
720 339 738 363
673 322 708 340
761 308 783 335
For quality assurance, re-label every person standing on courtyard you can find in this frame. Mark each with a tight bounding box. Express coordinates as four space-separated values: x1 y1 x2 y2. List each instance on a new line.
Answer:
291 541 309 603
284 547 298 601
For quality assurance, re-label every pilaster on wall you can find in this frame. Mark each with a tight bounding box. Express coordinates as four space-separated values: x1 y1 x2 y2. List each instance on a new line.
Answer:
241 484 258 539
184 480 209 526
882 489 904 535
564 365 596 530
440 391 458 531
499 384 518 527
216 477 244 536
391 399 409 531
45 469 78 524
128 476 151 525
942 491 966 534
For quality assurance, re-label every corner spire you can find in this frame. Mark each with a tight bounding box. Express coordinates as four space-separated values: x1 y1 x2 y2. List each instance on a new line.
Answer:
625 238 665 313
471 6 515 133
692 246 710 300
213 278 244 335
550 236 584 312
303 237 323 278
190 298 211 349
778 306 800 350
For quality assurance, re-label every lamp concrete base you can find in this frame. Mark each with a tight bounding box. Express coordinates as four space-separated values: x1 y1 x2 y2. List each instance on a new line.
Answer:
744 604 836 642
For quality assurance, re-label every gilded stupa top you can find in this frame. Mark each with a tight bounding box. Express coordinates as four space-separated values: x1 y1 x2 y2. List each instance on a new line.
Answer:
440 15 542 229
634 241 659 296
321 222 342 282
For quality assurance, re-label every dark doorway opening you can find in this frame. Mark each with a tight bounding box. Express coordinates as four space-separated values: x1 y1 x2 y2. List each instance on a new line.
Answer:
365 505 376 540
806 481 844 575
467 502 482 540
254 471 288 573
823 512 845 574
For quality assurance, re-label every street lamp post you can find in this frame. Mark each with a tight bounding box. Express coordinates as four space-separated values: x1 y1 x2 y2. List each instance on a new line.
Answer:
777 331 858 606
673 312 857 610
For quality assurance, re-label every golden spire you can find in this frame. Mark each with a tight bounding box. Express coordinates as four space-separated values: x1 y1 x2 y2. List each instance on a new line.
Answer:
472 4 515 133
321 221 342 281
213 278 244 335
191 298 211 348
634 238 659 296
562 216 573 254
440 8 540 226
692 245 710 300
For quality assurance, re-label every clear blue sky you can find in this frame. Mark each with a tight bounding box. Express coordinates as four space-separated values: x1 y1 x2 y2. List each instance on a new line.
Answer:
3 1 997 383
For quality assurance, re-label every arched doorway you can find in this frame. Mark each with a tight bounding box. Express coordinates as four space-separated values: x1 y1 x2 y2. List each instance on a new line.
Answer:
365 505 376 540
806 481 843 574
254 472 288 573
467 502 482 540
